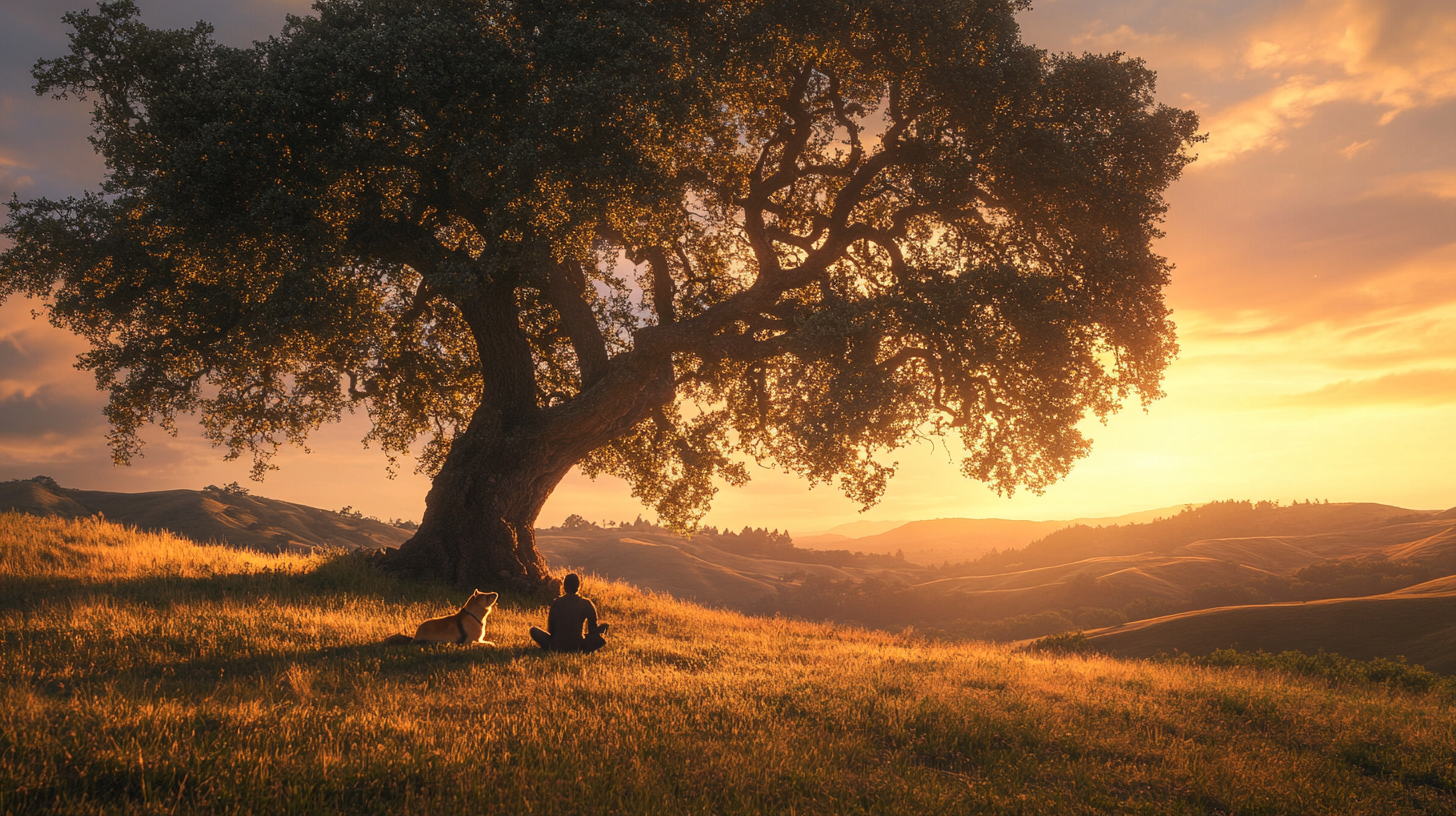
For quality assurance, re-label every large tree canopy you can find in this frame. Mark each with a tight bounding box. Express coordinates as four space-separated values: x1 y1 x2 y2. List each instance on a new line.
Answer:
2 0 1200 589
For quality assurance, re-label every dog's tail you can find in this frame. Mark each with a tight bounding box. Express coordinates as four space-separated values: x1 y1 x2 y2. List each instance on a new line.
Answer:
378 633 414 646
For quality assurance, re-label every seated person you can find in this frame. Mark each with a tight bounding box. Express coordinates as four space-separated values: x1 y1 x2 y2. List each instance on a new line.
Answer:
530 573 609 653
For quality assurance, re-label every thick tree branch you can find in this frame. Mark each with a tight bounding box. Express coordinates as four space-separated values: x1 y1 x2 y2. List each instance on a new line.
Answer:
542 259 610 386
460 285 540 427
641 246 677 325
396 280 434 329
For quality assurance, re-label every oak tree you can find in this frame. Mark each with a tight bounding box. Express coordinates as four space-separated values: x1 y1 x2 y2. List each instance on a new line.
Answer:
1 0 1201 590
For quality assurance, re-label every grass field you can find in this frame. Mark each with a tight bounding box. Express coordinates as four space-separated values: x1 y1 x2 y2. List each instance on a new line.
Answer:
2 512 1455 815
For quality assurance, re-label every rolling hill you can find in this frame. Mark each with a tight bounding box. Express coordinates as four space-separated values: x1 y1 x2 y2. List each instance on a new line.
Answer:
534 527 921 613
1083 589 1456 674
913 506 1456 609
0 476 411 553
794 505 1188 564
7 476 1455 659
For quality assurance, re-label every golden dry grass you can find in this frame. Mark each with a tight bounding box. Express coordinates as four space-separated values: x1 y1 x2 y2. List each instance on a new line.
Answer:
2 511 1455 815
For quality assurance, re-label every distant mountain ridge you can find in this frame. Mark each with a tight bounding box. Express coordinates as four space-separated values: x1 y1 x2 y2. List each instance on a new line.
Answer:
796 505 1193 564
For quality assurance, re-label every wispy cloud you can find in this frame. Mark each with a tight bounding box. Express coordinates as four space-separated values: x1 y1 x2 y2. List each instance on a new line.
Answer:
1280 368 1456 407
1339 138 1376 159
0 148 35 193
1200 0 1456 165
1068 21 1231 73
1364 169 1456 201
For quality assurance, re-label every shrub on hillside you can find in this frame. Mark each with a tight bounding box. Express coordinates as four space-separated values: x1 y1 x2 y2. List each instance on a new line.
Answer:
1023 632 1096 655
204 481 251 495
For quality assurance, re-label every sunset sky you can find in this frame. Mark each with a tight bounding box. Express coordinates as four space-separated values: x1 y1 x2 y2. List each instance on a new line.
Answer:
2 0 1453 533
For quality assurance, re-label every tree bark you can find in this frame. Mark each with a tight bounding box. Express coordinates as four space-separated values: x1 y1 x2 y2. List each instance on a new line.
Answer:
379 406 568 592
380 350 675 591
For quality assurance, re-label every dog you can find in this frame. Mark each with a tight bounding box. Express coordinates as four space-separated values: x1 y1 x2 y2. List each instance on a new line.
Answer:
380 589 499 645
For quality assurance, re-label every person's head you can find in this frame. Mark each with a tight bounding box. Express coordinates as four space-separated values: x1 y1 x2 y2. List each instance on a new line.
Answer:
562 572 580 595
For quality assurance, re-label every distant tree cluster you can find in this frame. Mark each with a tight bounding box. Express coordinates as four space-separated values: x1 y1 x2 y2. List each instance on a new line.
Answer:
204 481 251 496
556 514 666 532
701 526 794 556
336 505 385 523
560 514 600 531
617 515 661 532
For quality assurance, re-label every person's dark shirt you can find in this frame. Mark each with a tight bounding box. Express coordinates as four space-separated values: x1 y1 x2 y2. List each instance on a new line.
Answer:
546 592 598 651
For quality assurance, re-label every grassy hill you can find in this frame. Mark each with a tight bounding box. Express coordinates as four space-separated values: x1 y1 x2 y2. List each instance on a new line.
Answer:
1084 590 1456 673
4 512 1456 814
910 507 1456 613
0 476 411 553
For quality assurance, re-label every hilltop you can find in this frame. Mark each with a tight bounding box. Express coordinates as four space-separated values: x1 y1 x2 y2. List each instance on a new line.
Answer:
2 511 1455 814
1082 580 1456 674
0 476 410 554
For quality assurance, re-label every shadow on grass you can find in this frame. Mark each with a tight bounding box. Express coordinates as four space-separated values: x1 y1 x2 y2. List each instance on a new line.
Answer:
1 553 566 694
8 621 567 700
0 552 551 613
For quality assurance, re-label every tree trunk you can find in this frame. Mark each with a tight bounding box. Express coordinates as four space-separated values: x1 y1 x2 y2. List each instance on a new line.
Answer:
378 354 675 592
380 413 572 593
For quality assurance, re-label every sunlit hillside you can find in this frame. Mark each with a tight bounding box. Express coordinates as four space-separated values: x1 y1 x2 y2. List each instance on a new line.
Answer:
912 503 1456 614
1085 588 1456 674
2 512 1455 814
0 477 412 554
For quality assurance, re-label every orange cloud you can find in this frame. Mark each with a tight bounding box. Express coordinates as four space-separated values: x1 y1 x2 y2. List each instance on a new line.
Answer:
1200 0 1456 165
0 149 35 192
1068 20 1235 74
1340 139 1376 159
1365 169 1456 201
